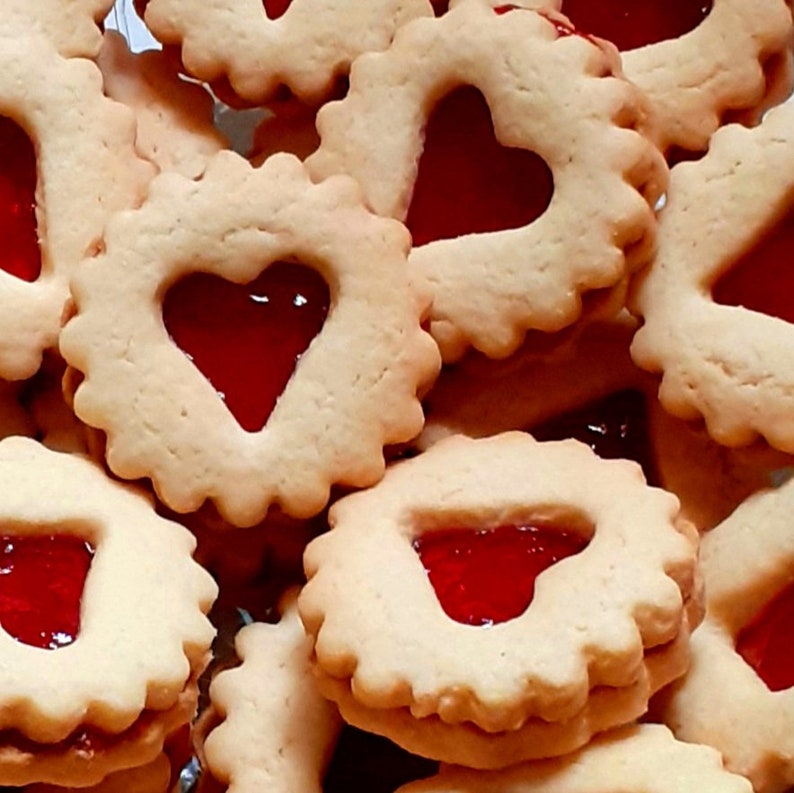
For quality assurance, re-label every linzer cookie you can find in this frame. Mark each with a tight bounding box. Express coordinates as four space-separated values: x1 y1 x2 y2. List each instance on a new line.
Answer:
97 30 229 179
0 29 153 381
553 0 794 154
630 101 794 454
200 590 342 793
0 436 216 787
299 432 698 768
137 0 432 104
395 724 753 793
60 151 440 527
658 476 794 793
419 314 784 532
306 2 667 362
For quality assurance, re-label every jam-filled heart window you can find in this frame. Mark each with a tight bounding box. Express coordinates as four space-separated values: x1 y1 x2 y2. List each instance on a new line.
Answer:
163 261 330 433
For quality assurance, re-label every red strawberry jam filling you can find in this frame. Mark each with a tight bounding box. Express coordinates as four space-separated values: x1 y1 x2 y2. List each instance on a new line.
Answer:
0 116 40 283
0 535 93 650
560 0 712 51
529 389 660 486
162 261 330 433
414 523 589 626
263 0 290 20
736 578 794 692
712 209 794 325
405 85 554 248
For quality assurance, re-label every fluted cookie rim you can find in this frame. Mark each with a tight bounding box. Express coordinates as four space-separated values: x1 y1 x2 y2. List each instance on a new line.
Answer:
305 1 667 362
630 102 794 454
299 432 695 735
0 32 153 381
314 623 691 768
394 723 753 793
202 591 342 793
139 0 433 104
60 151 440 527
660 477 794 793
0 437 216 745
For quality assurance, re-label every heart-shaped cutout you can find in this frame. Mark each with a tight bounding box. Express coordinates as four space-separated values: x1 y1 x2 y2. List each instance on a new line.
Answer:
560 0 712 51
163 261 330 433
405 86 554 248
736 579 794 692
0 535 94 650
0 116 40 282
712 210 794 325
263 0 291 20
413 523 589 626
530 389 660 486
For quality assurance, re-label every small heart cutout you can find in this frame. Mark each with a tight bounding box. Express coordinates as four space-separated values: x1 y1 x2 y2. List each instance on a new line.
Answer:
405 86 554 248
0 535 94 650
560 0 712 51
163 261 330 433
414 523 589 626
736 579 794 692
262 0 291 20
530 389 659 486
0 116 40 282
712 210 794 325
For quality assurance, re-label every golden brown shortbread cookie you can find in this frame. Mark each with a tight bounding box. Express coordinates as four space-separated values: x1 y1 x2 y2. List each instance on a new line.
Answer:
306 2 667 362
0 437 216 787
60 151 440 527
659 476 794 793
393 724 753 793
299 432 697 767
139 0 433 104
630 102 794 454
0 30 153 381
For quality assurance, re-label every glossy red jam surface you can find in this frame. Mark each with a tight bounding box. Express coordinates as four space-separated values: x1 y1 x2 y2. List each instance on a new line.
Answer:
405 86 554 248
263 0 291 20
163 261 330 433
736 579 794 692
325 726 439 793
0 116 40 282
560 0 712 51
431 0 449 14
712 210 794 325
414 523 589 626
0 535 94 650
530 389 660 486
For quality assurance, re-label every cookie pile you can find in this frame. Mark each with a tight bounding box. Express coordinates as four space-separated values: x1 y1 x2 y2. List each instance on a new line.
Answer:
0 1 793 791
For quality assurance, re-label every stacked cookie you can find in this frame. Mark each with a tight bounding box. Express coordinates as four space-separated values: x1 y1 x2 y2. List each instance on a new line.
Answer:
0 0 793 791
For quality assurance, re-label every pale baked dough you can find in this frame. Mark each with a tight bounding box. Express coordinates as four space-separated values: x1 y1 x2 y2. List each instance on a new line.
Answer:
140 0 433 103
2 0 115 58
630 101 794 453
530 0 794 153
0 30 153 381
394 723 753 793
418 314 785 532
60 151 440 526
0 437 216 748
202 591 342 793
97 30 229 179
660 477 794 793
299 432 697 766
306 1 667 362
